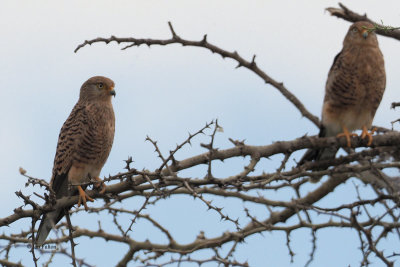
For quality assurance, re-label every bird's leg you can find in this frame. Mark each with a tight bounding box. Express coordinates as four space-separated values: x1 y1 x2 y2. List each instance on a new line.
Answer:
93 177 106 194
360 125 376 146
336 126 357 147
77 186 94 211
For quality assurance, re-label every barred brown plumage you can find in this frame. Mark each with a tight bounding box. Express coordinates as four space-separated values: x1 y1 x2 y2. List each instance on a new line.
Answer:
299 21 386 172
36 76 116 246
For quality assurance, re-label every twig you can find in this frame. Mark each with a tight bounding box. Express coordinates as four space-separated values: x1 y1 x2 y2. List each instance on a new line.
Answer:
75 23 320 127
65 211 77 267
326 3 400 41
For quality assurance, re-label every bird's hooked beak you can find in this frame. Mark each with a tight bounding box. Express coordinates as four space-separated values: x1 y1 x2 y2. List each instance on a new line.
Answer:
110 87 116 97
361 29 368 39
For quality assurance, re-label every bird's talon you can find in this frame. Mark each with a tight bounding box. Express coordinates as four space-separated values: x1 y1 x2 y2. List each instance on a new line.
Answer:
94 177 106 194
360 126 376 146
336 126 356 147
77 186 94 211
99 185 106 194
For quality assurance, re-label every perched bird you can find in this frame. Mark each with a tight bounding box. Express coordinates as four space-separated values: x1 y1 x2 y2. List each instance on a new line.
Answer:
36 76 116 246
300 21 386 165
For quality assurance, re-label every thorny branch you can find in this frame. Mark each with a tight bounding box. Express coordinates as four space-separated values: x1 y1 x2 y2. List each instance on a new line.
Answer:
2 4 400 267
74 22 320 127
326 2 400 41
2 119 400 266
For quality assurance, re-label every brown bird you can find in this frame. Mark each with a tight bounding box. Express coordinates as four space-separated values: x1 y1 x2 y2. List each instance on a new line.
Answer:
36 76 116 246
300 21 386 165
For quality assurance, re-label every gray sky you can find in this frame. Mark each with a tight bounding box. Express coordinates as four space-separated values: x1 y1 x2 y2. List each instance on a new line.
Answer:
1 1 399 266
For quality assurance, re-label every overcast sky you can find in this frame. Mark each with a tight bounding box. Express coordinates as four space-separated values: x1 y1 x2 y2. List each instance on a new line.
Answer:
1 1 399 266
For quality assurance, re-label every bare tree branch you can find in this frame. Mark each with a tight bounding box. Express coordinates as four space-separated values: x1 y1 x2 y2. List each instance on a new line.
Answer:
74 22 320 127
2 5 400 267
326 2 400 41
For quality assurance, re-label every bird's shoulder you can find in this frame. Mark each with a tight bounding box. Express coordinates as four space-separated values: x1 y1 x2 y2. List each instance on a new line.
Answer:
325 50 352 90
329 50 342 72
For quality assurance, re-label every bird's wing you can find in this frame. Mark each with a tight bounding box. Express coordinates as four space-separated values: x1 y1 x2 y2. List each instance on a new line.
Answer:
298 51 347 167
36 102 89 246
324 49 359 121
366 52 386 119
51 102 89 196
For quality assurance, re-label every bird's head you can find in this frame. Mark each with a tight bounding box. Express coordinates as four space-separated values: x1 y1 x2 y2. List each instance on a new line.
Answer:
80 76 116 102
343 21 378 47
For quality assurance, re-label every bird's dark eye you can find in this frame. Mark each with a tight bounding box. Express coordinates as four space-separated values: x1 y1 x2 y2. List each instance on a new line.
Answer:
98 83 104 89
352 28 358 33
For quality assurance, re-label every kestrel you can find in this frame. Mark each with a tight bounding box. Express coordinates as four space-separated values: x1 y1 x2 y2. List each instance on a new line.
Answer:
300 21 386 164
36 76 116 246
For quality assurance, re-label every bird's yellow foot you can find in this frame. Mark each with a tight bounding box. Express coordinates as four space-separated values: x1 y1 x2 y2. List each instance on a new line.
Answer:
360 126 376 146
93 177 106 194
336 126 357 147
77 186 94 211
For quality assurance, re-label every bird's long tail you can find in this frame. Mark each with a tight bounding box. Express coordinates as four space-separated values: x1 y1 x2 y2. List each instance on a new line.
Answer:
298 125 338 165
36 209 64 247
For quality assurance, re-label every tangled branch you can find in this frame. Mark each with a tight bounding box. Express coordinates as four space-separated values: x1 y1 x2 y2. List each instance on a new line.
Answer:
1 4 400 267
